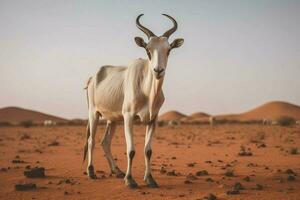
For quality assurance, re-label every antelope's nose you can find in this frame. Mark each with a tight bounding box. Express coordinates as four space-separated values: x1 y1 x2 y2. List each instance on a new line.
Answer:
153 68 164 75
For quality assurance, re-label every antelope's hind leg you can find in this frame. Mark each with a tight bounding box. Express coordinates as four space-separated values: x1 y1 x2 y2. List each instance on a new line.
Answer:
86 111 99 179
101 121 125 178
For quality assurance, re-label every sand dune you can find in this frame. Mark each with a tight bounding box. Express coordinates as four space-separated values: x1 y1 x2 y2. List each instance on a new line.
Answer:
159 101 300 122
181 112 210 122
189 112 210 118
0 107 67 124
217 101 300 121
158 110 186 121
2 101 300 124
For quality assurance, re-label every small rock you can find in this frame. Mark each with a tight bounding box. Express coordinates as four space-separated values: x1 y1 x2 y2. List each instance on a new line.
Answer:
12 159 26 164
253 184 263 190
184 180 192 184
257 143 266 148
203 193 217 200
224 170 234 177
243 176 251 182
160 166 167 174
24 167 45 178
238 146 253 156
1 168 7 172
20 134 31 140
58 179 75 185
48 140 59 146
166 170 177 176
290 148 298 155
196 170 208 176
206 178 214 182
233 182 244 190
187 163 196 167
227 189 240 195
15 183 36 191
186 173 197 180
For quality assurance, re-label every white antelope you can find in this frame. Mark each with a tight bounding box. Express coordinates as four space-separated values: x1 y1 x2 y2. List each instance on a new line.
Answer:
83 14 184 188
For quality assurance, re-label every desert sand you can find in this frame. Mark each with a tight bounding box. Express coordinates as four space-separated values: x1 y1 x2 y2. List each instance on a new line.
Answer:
0 124 299 200
0 107 67 124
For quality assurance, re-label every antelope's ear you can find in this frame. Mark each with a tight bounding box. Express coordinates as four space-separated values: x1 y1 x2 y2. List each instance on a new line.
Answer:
170 38 184 49
135 37 147 48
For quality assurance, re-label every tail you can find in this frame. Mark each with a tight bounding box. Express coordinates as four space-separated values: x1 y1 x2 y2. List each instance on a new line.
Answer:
83 77 92 163
83 122 90 163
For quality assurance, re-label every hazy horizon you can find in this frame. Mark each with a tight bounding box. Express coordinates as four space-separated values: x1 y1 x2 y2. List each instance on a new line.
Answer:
1 0 300 119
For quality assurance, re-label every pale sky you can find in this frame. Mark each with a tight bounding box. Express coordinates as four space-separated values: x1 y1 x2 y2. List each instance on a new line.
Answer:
0 0 300 119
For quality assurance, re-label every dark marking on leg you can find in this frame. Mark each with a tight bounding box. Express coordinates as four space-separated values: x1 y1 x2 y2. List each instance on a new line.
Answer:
128 150 135 166
88 165 97 179
129 150 135 160
124 150 138 188
146 149 152 160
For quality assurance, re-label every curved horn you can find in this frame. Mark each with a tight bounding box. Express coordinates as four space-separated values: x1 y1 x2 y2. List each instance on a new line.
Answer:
136 14 156 39
162 14 178 38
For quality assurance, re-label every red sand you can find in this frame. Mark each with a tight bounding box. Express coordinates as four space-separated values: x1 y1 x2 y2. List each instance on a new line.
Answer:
0 124 299 200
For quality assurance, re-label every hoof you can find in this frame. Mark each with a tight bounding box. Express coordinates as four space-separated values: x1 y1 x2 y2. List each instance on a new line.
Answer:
125 175 138 189
112 167 125 179
89 174 97 179
145 174 159 188
87 165 97 179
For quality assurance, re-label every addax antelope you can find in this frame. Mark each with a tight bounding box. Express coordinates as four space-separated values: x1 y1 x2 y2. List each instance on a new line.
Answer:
83 14 184 188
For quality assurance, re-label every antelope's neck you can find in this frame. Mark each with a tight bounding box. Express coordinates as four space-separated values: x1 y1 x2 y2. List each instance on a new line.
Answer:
144 60 164 120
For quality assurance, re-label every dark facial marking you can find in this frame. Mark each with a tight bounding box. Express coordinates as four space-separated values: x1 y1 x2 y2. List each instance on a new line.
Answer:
146 48 151 60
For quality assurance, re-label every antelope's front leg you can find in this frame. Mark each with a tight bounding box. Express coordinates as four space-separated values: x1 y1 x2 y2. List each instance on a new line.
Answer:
123 112 138 188
144 118 158 188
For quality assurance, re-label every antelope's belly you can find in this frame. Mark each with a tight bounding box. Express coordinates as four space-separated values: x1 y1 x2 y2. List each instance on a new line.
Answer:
99 110 123 121
95 97 123 121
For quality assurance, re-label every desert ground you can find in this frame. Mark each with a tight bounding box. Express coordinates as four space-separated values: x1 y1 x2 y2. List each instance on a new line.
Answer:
0 124 299 200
